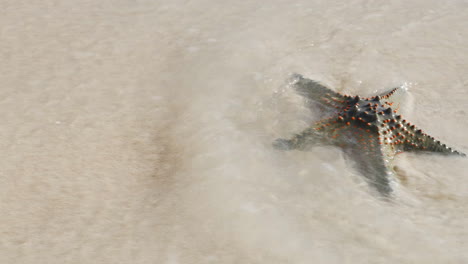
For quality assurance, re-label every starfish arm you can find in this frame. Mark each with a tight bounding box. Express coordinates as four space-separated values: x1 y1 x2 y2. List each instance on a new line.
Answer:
402 126 466 156
290 74 347 111
273 126 324 151
378 86 408 112
344 136 396 197
273 117 343 150
379 87 404 99
379 117 466 156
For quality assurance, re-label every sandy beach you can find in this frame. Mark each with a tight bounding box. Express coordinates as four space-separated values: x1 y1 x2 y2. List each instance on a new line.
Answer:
1 0 468 263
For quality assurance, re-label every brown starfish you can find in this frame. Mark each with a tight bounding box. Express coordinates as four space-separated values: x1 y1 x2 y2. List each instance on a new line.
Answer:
274 74 465 196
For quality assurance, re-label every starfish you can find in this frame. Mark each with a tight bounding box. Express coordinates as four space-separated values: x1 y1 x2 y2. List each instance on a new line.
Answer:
274 74 466 196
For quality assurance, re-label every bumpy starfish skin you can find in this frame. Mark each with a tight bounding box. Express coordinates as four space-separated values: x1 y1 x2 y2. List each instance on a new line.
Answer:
274 74 466 196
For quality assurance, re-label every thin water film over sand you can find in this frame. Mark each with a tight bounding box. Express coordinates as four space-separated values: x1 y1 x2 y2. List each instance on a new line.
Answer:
1 0 468 263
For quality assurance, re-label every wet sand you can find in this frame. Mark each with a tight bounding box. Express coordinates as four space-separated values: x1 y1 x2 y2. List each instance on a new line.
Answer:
1 1 468 263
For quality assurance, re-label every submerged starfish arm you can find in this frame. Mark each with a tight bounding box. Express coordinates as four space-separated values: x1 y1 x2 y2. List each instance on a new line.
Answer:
344 138 395 197
273 125 327 151
290 74 347 112
273 116 347 150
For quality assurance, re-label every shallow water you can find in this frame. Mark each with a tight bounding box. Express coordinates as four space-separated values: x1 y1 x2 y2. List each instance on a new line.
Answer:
1 0 468 263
